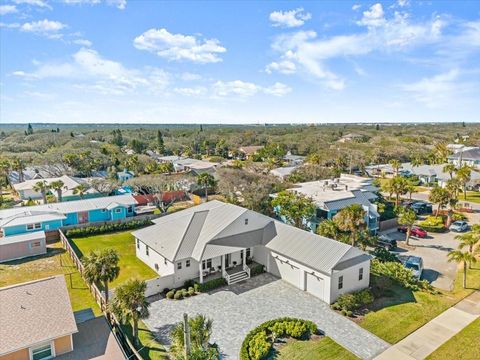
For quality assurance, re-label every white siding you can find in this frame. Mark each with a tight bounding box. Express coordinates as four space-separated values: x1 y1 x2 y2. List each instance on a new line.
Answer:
135 238 174 276
329 259 370 303
306 273 325 300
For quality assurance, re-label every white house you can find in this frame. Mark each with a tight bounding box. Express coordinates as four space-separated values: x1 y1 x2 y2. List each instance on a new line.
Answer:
132 200 371 304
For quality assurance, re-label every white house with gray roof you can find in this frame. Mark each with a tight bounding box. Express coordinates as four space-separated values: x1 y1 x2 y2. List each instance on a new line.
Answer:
132 200 370 304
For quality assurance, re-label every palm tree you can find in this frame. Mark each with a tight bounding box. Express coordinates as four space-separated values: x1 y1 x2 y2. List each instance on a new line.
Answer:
82 249 120 304
411 156 423 168
32 180 50 204
429 186 450 217
197 173 216 201
457 232 480 268
447 250 477 289
398 207 417 246
73 183 89 199
49 180 65 202
333 204 366 246
442 163 457 180
110 279 150 346
389 176 408 207
456 165 472 201
0 158 10 204
434 142 450 163
316 219 339 240
389 159 401 176
170 314 214 357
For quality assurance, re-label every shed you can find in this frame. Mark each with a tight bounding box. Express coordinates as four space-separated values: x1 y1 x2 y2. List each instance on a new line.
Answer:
0 231 47 263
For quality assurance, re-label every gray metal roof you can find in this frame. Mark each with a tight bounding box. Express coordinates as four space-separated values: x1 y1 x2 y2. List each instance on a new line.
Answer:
449 148 480 161
1 231 46 246
0 211 67 227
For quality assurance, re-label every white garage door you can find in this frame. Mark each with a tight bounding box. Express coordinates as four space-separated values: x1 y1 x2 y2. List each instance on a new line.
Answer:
306 273 325 300
274 258 302 288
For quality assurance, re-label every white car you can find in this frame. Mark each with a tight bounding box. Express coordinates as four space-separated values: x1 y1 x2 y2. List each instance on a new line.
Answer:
405 256 423 279
450 221 469 232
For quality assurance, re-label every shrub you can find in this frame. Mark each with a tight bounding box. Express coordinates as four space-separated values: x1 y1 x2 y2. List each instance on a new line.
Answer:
418 216 446 233
247 331 271 360
65 218 152 238
371 259 432 291
166 290 175 299
193 283 200 292
188 288 195 296
173 291 183 300
372 247 399 263
184 279 195 288
250 263 265 277
194 277 227 292
332 289 374 313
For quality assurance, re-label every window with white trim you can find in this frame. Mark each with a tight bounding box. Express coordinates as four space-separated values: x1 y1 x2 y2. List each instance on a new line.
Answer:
26 223 41 231
186 260 190 267
146 245 149 256
338 276 343 290
31 342 53 360
359 267 364 281
177 262 182 270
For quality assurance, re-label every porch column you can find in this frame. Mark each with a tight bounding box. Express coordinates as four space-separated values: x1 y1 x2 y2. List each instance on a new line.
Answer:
221 255 225 275
242 249 245 266
199 262 203 284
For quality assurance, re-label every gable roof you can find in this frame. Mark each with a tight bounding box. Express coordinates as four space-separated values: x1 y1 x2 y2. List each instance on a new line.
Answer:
449 148 480 161
239 146 263 155
0 276 78 356
132 201 369 274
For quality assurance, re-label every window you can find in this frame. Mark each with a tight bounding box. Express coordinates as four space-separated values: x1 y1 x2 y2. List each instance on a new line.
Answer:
101 209 107 213
146 245 149 256
30 241 41 248
31 342 52 360
115 208 122 213
246 248 251 259
202 259 212 270
245 218 249 225
155 263 159 271
136 239 140 249
338 276 343 290
186 260 191 267
26 223 41 231
359 268 364 281
177 262 182 270
127 206 133 213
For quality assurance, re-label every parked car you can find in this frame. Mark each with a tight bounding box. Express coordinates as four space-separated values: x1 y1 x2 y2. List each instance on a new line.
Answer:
404 256 424 279
411 201 433 215
377 234 398 251
450 221 469 232
397 225 428 238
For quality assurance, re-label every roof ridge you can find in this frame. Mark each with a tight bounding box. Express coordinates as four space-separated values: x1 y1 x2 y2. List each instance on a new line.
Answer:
172 209 208 261
0 275 62 292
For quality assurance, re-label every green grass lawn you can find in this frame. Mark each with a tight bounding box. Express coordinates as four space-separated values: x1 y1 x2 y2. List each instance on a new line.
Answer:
426 317 480 360
121 320 168 360
276 337 359 360
0 241 101 315
359 261 480 344
70 231 157 289
464 191 480 204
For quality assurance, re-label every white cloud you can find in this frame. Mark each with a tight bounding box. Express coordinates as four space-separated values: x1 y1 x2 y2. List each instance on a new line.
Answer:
265 59 296 74
133 28 226 63
352 4 361 11
270 8 311 28
174 86 208 96
0 22 21 28
0 5 18 15
107 0 126 9
60 0 126 9
263 82 292 96
20 19 66 36
73 39 92 47
397 0 409 7
212 80 291 98
13 0 51 9
358 3 385 27
180 72 202 81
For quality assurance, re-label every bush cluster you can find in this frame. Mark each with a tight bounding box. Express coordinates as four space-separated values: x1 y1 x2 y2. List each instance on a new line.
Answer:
65 218 152 238
250 263 265 277
166 286 197 300
371 259 432 291
331 289 374 316
240 318 317 360
372 247 399 263
194 277 227 292
418 215 446 233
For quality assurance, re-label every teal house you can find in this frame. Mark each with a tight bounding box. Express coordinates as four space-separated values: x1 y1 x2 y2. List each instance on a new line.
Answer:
0 194 137 237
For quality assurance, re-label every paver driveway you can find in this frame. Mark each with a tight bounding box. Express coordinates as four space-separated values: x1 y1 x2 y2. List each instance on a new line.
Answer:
145 273 389 360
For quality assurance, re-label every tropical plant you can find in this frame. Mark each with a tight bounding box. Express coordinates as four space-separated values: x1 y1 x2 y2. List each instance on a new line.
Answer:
389 159 401 176
32 180 50 204
456 165 472 201
170 314 217 358
73 183 90 199
333 204 366 246
197 173 216 201
429 186 450 216
398 207 417 246
434 142 450 163
49 180 65 202
11 157 25 183
447 250 477 289
316 219 339 240
442 163 457 180
457 232 480 268
383 176 408 207
110 279 150 346
82 249 120 304
271 190 316 230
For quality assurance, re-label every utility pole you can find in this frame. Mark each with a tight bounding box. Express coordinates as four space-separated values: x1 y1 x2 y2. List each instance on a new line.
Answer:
183 313 191 359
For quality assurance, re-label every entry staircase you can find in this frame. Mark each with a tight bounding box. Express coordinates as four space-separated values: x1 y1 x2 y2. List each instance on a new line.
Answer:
224 264 251 285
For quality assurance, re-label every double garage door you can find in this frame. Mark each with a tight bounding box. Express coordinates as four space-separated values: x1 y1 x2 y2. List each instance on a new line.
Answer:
271 255 326 301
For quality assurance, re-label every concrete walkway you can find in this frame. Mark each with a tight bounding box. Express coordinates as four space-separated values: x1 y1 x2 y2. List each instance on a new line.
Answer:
375 291 480 360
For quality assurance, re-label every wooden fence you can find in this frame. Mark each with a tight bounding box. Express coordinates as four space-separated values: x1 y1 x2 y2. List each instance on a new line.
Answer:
59 230 143 360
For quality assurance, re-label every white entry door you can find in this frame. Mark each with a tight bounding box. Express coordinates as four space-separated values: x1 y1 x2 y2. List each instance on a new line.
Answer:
306 273 325 300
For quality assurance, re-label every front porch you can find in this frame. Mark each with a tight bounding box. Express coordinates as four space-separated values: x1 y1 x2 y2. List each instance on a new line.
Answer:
196 249 252 285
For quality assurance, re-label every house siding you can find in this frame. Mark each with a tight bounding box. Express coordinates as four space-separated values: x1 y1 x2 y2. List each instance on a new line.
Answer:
0 238 46 263
329 259 371 303
88 209 111 222
3 219 63 237
54 335 73 356
0 348 29 360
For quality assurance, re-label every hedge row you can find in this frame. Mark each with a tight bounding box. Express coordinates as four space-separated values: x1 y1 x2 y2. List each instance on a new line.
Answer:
194 277 227 292
65 218 152 238
240 318 318 360
331 289 374 316
371 259 432 292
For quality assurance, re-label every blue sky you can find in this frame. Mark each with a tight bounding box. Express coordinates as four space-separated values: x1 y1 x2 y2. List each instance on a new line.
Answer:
1 0 479 124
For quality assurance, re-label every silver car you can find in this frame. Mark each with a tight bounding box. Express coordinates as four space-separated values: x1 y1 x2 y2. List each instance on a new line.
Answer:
450 221 469 232
405 256 423 279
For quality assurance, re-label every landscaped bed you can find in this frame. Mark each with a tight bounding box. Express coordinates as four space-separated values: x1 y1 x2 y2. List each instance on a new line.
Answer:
0 241 101 315
69 230 157 289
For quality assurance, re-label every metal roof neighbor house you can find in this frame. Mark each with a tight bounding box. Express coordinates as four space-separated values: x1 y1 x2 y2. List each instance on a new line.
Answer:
448 147 480 167
0 231 47 263
0 276 78 360
132 200 370 304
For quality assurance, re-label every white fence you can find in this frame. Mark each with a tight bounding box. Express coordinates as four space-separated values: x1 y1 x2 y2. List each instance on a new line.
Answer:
145 274 175 297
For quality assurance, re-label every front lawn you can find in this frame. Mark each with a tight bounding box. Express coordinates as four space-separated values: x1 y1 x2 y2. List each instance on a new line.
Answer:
70 231 157 289
426 317 480 360
276 337 359 360
121 320 168 360
464 191 480 204
0 241 101 315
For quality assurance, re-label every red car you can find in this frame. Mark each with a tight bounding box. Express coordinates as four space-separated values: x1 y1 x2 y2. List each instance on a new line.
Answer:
397 226 427 238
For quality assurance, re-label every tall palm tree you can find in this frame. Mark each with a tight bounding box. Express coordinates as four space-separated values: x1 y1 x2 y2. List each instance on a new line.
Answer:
0 158 10 204
389 176 408 207
82 249 120 304
398 207 417 246
456 165 472 201
411 156 423 168
447 250 477 289
434 142 450 164
333 204 366 246
32 180 50 204
110 279 150 346
170 314 214 357
457 232 480 268
73 183 89 199
389 159 401 176
197 173 216 201
49 180 65 202
442 163 457 180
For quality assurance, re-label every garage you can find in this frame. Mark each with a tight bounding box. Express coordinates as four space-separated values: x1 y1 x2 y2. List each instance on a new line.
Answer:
271 255 303 289
0 231 46 263
306 272 325 300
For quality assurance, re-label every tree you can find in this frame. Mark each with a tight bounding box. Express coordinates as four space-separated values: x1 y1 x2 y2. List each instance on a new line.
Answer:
398 207 417 246
456 165 472 201
434 142 450 163
389 159 401 176
27 123 33 135
110 279 149 346
0 158 10 204
197 173 216 201
457 232 480 268
73 183 90 199
333 204 366 246
383 176 408 207
82 249 120 304
157 130 165 154
271 191 316 230
447 250 477 289
33 180 50 204
49 180 65 202
129 139 146 154
316 219 339 240
442 163 457 180
170 314 217 359
11 158 25 183
429 186 450 216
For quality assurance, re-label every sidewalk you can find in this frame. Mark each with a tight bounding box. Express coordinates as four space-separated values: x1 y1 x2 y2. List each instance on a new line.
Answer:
375 291 480 360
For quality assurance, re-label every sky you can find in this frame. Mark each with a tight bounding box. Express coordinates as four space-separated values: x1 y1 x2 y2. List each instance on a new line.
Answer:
0 0 479 124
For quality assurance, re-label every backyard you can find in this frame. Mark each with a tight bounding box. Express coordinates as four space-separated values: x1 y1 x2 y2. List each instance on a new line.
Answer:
69 230 158 289
0 241 101 315
276 337 360 360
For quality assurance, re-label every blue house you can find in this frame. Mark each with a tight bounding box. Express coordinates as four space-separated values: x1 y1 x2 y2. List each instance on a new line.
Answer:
117 169 135 183
0 194 138 237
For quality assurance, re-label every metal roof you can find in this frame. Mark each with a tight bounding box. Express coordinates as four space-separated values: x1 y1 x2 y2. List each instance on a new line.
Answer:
1 231 46 246
0 211 67 227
